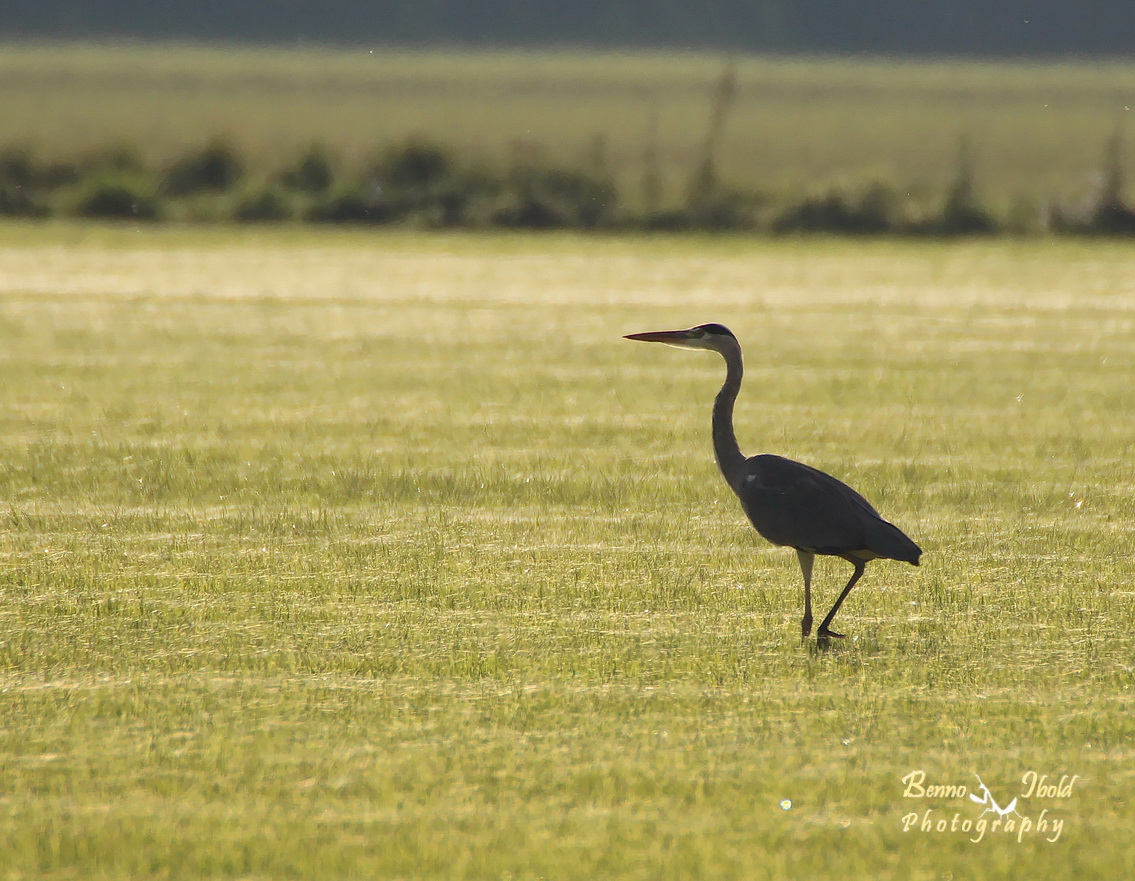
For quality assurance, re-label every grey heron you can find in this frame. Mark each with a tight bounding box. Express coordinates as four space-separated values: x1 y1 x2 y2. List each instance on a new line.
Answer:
625 323 921 642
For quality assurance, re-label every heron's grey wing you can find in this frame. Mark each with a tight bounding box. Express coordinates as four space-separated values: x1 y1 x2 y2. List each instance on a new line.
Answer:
735 454 874 553
737 454 921 563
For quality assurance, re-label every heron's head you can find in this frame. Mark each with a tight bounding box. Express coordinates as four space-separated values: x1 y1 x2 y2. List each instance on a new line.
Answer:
624 323 738 354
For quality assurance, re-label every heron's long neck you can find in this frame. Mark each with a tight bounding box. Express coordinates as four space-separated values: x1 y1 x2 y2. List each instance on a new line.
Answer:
713 345 746 490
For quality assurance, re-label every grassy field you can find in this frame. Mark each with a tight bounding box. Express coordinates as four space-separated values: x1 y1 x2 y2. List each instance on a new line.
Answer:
1 223 1134 878
2 44 1135 207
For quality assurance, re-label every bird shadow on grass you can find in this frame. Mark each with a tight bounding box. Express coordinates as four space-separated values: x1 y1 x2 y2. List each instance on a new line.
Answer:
803 628 886 659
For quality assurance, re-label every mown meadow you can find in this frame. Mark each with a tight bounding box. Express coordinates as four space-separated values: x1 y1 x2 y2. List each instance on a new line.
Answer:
0 223 1132 878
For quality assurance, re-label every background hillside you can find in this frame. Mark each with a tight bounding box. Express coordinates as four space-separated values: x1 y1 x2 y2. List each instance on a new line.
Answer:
3 1 1135 58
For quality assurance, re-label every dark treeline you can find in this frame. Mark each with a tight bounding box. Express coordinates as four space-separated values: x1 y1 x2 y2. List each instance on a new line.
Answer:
3 1 1135 58
4 135 1135 237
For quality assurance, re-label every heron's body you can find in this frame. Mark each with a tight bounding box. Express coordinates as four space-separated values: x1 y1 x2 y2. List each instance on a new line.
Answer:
625 322 920 641
736 453 920 563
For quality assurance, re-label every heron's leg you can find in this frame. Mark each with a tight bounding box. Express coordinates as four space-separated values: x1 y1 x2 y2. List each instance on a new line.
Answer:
817 558 866 640
796 549 815 638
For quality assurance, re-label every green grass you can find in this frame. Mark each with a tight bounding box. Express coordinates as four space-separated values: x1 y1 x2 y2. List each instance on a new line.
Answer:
1 222 1134 878
2 44 1135 207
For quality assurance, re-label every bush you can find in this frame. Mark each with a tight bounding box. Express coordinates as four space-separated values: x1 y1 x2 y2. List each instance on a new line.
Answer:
680 187 761 231
163 140 243 196
773 192 855 234
0 147 52 216
0 146 38 188
491 148 617 229
231 185 293 222
856 182 901 232
936 136 996 235
938 190 996 234
307 184 391 224
1089 202 1135 234
772 183 898 234
0 146 81 201
369 141 475 226
71 173 161 220
276 144 334 193
1078 129 1135 235
80 143 145 176
0 182 49 217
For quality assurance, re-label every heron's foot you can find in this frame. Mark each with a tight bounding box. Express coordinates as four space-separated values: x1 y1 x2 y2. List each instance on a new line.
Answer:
817 626 845 643
801 615 813 640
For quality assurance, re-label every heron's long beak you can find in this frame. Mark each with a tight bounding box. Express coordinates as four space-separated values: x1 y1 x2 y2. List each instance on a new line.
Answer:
623 329 695 346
